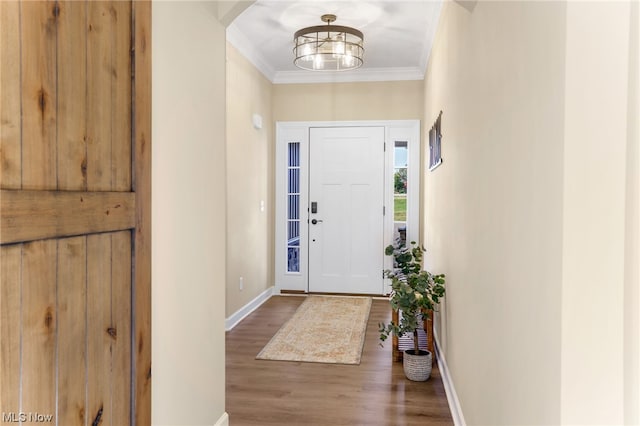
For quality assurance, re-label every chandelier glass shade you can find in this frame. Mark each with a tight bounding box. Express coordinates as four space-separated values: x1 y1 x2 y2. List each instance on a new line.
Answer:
293 14 364 71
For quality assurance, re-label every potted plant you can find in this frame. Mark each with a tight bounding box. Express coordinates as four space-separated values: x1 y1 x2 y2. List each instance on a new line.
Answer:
379 239 445 381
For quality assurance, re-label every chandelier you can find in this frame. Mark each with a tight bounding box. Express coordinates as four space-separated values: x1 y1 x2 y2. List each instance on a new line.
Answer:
293 14 364 71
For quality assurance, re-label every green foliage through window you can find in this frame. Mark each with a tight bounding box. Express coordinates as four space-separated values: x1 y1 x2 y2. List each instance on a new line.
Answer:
394 169 407 194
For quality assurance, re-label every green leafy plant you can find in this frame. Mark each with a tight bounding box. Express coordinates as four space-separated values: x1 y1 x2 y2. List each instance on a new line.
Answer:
379 239 445 354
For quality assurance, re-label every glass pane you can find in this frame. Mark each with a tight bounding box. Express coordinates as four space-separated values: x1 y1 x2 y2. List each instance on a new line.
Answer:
288 168 299 194
289 142 300 167
287 142 301 272
287 195 299 219
394 141 408 168
394 168 407 194
287 247 300 273
287 220 300 241
394 195 407 221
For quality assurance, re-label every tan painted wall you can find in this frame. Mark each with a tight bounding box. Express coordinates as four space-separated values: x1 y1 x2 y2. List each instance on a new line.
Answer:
152 2 227 424
424 1 639 424
225 57 423 318
226 42 274 317
273 80 423 122
561 2 637 423
625 4 640 423
422 2 566 424
217 0 254 26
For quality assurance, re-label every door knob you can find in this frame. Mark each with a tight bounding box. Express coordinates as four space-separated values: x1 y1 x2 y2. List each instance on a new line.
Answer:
311 219 323 225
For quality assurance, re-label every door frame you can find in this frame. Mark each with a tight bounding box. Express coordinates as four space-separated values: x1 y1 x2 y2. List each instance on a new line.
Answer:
275 120 420 294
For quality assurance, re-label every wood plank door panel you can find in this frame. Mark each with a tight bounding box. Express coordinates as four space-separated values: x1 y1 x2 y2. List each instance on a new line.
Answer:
0 1 21 191
57 236 87 426
21 240 57 421
0 1 151 424
0 245 21 420
20 1 57 192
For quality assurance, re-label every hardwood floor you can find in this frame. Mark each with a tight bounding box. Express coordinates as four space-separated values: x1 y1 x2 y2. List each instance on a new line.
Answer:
226 296 453 426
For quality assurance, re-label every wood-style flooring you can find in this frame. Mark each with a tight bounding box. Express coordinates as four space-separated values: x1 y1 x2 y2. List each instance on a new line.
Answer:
226 296 453 426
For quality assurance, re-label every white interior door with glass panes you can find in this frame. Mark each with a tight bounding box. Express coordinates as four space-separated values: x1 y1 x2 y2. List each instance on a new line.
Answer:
308 126 385 294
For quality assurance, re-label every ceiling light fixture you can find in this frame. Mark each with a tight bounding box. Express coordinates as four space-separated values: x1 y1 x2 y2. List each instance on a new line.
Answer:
293 14 364 72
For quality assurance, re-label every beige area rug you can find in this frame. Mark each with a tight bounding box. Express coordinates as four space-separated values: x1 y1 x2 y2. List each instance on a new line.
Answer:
256 296 372 365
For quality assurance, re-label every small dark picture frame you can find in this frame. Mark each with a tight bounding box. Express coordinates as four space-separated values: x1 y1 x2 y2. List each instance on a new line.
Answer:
428 111 443 171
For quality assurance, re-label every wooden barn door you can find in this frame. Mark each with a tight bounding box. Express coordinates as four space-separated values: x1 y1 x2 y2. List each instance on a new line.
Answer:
0 1 151 425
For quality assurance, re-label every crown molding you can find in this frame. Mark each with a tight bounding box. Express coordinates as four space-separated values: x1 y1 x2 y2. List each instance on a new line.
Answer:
272 66 425 85
228 17 432 85
227 1 443 85
226 23 277 82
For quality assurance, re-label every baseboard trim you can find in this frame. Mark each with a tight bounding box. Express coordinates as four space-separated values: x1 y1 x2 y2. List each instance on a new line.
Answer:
214 412 229 426
434 332 466 426
225 286 275 331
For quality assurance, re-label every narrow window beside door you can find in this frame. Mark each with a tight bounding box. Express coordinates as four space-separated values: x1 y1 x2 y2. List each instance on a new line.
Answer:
394 141 408 243
287 142 301 272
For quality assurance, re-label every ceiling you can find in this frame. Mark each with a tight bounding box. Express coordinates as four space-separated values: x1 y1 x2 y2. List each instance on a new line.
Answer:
227 1 443 84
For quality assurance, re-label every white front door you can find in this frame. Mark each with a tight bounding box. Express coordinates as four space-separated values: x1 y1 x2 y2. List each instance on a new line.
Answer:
308 126 385 294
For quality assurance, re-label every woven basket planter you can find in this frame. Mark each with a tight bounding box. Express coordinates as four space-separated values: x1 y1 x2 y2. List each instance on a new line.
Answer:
403 349 432 381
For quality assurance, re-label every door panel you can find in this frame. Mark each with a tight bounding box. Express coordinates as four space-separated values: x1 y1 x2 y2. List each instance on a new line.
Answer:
111 231 133 426
86 233 114 426
57 236 87 426
0 1 21 190
20 2 57 192
0 245 21 419
0 1 150 424
309 127 385 294
57 0 87 191
21 240 57 420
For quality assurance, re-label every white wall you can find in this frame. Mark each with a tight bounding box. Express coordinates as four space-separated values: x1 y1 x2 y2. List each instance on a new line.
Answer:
152 2 227 424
